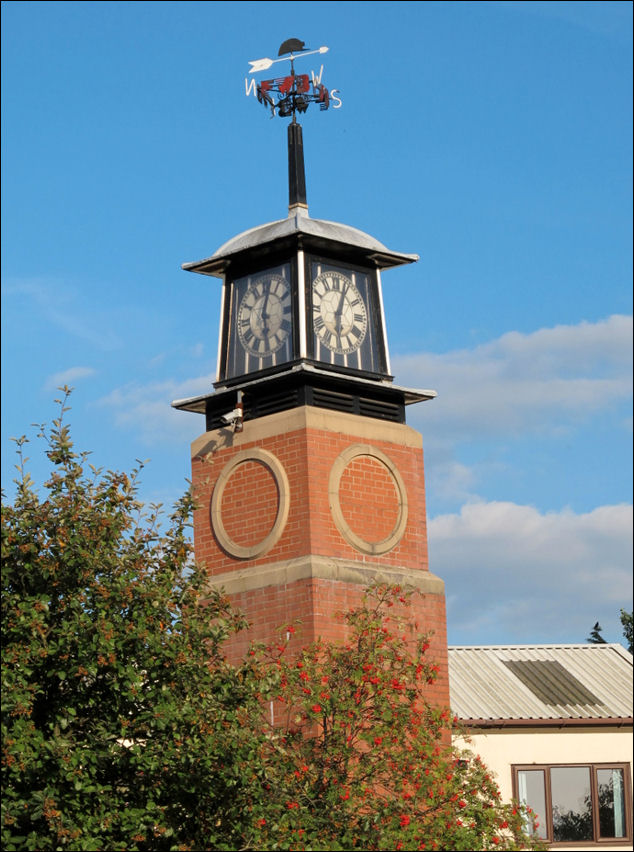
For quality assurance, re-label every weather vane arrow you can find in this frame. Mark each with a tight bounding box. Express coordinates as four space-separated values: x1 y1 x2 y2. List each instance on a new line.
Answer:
248 45 329 74
246 38 338 121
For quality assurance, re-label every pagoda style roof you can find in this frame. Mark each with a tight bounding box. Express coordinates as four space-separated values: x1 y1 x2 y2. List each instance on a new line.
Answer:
182 207 419 278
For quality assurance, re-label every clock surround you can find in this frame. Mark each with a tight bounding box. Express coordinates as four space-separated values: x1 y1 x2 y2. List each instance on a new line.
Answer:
175 208 437 429
216 246 392 387
223 261 296 381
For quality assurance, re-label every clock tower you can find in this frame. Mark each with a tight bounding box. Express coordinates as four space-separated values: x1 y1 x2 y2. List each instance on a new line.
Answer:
173 41 449 707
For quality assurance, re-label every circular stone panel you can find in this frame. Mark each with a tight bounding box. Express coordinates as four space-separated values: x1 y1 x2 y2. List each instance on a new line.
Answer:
211 448 290 560
329 444 408 556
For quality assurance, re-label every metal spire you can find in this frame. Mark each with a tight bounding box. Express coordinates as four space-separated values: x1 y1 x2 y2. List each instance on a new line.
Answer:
247 39 335 215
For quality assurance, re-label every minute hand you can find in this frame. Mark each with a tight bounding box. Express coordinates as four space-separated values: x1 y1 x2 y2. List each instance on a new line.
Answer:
334 289 347 335
260 291 270 334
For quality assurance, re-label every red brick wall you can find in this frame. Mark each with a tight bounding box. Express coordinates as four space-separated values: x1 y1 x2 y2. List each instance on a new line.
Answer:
224 578 450 711
190 409 449 710
339 455 400 542
192 423 430 575
220 459 278 547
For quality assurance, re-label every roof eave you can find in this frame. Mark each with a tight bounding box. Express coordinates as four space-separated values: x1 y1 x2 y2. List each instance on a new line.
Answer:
181 217 419 279
456 716 634 729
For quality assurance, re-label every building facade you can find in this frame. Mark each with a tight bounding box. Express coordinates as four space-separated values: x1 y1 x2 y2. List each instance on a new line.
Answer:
450 643 634 850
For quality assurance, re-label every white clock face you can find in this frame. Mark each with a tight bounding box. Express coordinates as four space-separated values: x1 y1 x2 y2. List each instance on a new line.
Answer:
312 270 368 355
237 274 292 357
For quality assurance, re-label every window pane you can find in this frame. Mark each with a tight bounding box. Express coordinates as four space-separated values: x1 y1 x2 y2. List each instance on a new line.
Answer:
517 770 548 839
551 767 593 842
597 768 626 838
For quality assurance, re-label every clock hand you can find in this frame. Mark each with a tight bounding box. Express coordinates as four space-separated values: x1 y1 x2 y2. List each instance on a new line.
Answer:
335 289 346 335
260 290 270 334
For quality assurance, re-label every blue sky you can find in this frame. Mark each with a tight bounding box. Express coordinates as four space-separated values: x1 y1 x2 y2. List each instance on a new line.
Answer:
2 0 632 647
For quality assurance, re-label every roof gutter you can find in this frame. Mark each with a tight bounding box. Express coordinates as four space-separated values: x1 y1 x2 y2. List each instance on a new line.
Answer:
455 717 633 730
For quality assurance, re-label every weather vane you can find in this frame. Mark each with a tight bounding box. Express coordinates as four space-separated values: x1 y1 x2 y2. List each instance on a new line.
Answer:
247 38 337 120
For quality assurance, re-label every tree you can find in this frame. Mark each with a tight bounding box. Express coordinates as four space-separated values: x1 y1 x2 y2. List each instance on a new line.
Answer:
3 391 544 851
247 585 546 850
619 610 633 654
587 622 607 645
2 390 269 851
586 614 633 653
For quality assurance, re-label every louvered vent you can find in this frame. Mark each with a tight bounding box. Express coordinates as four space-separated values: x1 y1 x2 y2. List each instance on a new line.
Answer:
358 397 402 422
249 387 301 419
205 373 409 429
311 388 357 413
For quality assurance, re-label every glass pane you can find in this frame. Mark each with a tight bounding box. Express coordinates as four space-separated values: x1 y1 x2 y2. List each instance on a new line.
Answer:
517 770 548 839
597 768 626 838
551 766 593 842
310 259 383 374
225 263 294 380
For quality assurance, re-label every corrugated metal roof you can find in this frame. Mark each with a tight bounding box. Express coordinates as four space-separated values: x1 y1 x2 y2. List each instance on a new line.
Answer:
448 644 633 722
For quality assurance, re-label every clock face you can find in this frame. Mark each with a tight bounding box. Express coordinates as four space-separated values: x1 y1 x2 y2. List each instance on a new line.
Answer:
238 274 291 357
310 260 385 374
223 263 294 381
312 270 368 355
219 257 388 384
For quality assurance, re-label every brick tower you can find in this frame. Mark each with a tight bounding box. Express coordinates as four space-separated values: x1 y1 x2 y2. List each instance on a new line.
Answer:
173 82 449 705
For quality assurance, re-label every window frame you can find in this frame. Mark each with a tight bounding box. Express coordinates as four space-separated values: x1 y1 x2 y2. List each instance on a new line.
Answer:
512 763 632 847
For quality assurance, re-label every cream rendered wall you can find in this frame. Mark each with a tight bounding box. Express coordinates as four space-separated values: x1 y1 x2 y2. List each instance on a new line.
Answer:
454 726 633 851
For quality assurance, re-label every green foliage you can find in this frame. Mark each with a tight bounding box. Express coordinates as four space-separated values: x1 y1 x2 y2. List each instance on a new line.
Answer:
246 586 545 850
3 391 545 851
587 614 633 653
619 610 633 654
2 390 266 851
587 622 607 645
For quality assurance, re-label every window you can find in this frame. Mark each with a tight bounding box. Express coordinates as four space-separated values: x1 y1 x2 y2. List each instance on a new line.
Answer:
512 764 631 846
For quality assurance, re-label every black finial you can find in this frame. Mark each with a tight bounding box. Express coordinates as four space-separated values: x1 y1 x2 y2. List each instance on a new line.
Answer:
278 38 305 56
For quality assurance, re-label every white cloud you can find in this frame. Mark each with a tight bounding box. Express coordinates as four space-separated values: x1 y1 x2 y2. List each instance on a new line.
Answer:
4 278 122 350
91 319 633 649
44 366 96 391
396 315 632 446
429 500 633 645
148 352 167 367
97 376 212 444
97 316 631 458
147 344 206 370
427 459 479 504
